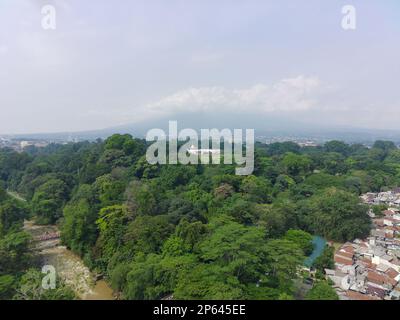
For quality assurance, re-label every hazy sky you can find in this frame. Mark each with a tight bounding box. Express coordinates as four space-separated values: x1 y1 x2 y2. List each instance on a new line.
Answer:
0 0 399 134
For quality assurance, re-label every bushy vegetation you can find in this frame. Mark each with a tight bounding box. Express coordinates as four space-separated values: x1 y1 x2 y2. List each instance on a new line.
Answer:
306 281 339 300
1 137 399 299
0 186 75 299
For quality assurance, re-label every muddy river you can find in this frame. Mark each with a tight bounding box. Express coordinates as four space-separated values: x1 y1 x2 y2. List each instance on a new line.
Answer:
24 220 114 300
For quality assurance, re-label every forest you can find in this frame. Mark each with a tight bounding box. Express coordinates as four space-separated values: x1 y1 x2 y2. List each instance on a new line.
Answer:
1 136 400 300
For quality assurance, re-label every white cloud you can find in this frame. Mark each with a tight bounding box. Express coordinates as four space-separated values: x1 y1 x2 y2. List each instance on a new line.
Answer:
143 76 321 119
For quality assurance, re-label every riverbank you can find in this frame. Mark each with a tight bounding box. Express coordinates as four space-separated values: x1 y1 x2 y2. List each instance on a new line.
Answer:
23 220 114 300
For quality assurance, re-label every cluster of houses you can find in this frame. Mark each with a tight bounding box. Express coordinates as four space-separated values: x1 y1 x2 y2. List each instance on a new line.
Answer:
360 189 400 207
0 137 49 152
326 191 400 300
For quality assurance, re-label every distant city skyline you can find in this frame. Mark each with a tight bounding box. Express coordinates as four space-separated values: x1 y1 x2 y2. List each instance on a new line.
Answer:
0 0 399 134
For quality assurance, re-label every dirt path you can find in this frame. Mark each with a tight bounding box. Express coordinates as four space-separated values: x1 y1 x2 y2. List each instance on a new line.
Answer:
7 190 27 202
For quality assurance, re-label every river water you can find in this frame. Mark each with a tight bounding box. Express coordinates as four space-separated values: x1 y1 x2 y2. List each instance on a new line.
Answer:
304 236 327 268
24 220 114 300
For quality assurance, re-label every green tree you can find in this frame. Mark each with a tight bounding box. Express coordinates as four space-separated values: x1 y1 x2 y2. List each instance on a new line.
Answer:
122 252 195 300
175 219 207 251
372 204 388 217
104 134 134 151
31 178 69 224
199 217 268 283
282 153 312 177
13 269 76 300
283 229 313 255
94 174 126 207
313 246 334 272
257 204 291 238
0 231 32 274
95 205 129 268
322 152 347 175
125 215 174 254
240 175 272 203
305 188 371 242
274 175 295 193
174 263 244 300
0 200 27 236
324 141 350 156
264 239 304 292
0 274 15 299
305 281 338 300
125 180 158 216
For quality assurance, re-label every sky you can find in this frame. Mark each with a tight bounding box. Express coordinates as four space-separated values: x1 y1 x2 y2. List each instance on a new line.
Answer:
0 0 399 134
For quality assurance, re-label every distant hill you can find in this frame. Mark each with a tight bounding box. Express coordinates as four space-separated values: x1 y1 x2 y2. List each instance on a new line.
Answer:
6 113 400 145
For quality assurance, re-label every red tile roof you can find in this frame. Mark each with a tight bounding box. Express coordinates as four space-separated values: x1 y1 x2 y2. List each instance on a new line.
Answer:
386 268 398 279
386 277 398 287
367 271 398 287
383 210 395 216
335 255 353 266
341 245 355 253
367 271 386 285
374 219 385 227
337 251 354 259
360 259 375 269
346 290 380 300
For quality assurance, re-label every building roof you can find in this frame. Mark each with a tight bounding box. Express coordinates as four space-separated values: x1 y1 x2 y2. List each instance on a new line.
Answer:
381 254 394 262
386 277 398 287
346 290 380 301
377 263 390 272
391 258 400 267
335 255 353 266
367 271 386 285
385 268 399 279
366 284 387 299
359 258 375 269
384 210 396 216
341 245 355 254
337 251 354 259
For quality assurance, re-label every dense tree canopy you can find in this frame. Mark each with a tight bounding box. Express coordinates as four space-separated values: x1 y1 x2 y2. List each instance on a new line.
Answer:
305 281 339 300
1 136 398 300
